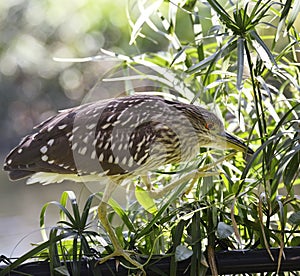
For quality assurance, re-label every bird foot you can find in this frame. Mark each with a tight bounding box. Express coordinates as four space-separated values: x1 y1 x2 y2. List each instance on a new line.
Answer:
99 248 146 275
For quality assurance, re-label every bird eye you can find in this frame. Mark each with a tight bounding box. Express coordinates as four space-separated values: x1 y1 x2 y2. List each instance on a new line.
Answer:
205 122 214 130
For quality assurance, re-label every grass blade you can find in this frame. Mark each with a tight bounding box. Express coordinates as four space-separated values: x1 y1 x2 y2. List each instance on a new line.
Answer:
236 37 245 90
129 0 164 45
108 197 135 233
250 30 277 69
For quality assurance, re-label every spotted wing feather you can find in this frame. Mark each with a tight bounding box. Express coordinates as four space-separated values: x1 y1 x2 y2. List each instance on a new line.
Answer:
4 96 162 181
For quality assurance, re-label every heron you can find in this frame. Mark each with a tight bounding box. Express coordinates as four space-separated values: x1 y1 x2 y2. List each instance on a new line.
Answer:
4 95 253 275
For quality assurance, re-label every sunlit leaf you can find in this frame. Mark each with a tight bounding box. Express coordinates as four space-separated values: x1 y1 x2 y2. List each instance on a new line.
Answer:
288 211 300 225
206 0 235 30
283 148 300 187
237 37 245 90
108 197 135 232
130 0 164 44
287 0 300 30
250 30 277 69
135 185 158 214
175 245 193 261
291 236 300 246
217 222 234 239
187 37 236 73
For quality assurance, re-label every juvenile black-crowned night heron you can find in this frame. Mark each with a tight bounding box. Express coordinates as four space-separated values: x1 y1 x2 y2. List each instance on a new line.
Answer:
4 95 253 274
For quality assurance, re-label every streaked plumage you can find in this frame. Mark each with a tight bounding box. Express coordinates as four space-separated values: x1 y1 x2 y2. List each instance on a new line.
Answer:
4 95 248 184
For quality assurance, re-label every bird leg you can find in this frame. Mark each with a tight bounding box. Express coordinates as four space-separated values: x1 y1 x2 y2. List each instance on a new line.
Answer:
97 181 146 275
147 153 235 199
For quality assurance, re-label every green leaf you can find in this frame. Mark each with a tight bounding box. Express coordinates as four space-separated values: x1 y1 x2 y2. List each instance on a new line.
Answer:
135 185 158 214
175 245 193 261
291 236 300 246
237 37 245 90
60 191 80 223
80 193 98 228
287 0 300 30
249 30 277 69
187 37 236 73
183 0 198 12
275 0 292 40
49 228 61 274
136 179 188 239
288 211 300 225
108 197 135 232
40 199 75 241
217 222 234 239
206 0 236 30
129 0 164 45
170 220 187 275
283 147 300 186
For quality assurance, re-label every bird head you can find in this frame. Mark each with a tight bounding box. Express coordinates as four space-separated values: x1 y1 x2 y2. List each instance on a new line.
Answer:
193 109 254 154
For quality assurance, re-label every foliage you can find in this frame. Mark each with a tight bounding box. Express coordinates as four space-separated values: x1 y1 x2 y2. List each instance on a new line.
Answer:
97 2 300 273
2 0 300 275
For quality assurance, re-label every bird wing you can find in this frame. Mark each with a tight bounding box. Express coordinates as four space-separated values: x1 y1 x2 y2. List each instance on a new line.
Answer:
3 97 160 181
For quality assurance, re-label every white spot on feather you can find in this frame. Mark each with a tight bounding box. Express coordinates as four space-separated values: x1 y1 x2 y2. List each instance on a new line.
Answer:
111 143 116 151
82 136 89 144
71 142 78 150
86 123 96 130
41 155 48 162
137 154 148 165
92 139 97 147
72 126 79 133
91 150 97 159
121 156 127 165
99 153 104 162
102 123 111 129
128 156 134 167
106 114 115 122
58 124 67 130
40 146 48 154
108 155 113 163
120 116 133 126
47 139 54 146
112 120 121 126
78 147 87 155
47 125 54 132
103 142 110 150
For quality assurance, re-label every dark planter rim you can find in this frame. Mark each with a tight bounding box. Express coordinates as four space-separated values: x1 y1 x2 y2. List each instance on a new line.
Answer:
1 247 300 275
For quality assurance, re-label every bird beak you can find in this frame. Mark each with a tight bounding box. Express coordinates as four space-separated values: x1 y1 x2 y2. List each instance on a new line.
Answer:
223 132 254 154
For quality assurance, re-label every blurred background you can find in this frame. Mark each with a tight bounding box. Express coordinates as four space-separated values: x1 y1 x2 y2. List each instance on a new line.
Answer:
0 0 165 258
